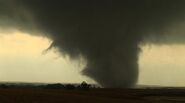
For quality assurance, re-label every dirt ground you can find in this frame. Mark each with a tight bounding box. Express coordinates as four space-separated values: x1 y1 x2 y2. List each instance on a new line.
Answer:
0 88 184 103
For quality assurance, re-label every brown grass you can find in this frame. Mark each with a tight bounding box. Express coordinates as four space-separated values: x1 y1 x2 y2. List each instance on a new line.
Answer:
0 88 184 103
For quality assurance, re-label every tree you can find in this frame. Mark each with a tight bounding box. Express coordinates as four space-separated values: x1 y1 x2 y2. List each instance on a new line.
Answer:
80 81 90 90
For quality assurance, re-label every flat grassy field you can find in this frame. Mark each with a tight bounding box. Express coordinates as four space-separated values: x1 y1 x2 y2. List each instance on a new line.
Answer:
0 88 184 103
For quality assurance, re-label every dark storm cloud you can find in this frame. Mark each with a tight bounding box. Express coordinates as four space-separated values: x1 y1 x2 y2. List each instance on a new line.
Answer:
0 0 37 33
1 0 185 87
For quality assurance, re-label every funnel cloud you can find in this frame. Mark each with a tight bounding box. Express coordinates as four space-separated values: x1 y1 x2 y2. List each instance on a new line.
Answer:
1 0 185 87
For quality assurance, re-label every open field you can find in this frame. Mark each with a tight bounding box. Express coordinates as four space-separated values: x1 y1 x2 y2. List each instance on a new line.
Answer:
0 88 185 103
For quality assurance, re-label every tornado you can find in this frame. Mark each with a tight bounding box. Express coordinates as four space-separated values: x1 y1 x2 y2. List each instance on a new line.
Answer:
1 0 185 87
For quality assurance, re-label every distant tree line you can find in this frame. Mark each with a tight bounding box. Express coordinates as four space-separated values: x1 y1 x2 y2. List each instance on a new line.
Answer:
0 81 99 90
44 81 92 90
